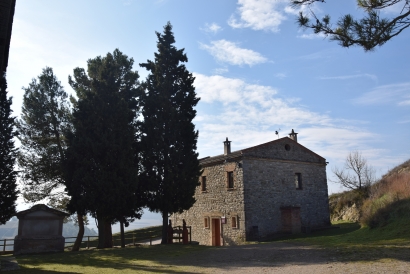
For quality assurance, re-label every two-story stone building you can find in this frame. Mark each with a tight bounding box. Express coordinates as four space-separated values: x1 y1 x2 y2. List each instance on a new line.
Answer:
171 130 330 246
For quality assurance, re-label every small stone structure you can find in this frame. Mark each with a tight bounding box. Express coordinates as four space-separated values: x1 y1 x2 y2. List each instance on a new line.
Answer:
14 204 69 255
172 130 331 246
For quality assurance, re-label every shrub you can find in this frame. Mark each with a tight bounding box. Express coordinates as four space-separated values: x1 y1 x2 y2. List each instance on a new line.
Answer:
360 169 410 228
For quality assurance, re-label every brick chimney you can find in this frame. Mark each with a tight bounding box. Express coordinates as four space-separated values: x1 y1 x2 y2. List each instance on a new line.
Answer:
289 129 298 142
223 137 231 155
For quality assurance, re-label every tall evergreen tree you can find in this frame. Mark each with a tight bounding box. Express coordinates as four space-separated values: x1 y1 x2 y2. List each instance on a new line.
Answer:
139 22 201 244
65 49 143 249
0 74 18 224
17 67 71 202
15 67 87 251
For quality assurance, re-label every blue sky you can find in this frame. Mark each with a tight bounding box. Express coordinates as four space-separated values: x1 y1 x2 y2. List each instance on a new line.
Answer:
6 0 410 230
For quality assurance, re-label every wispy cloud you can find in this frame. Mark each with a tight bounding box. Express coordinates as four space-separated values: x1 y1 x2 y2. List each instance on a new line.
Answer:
123 0 133 6
296 50 333 60
275 73 287 79
193 73 376 155
398 119 410 124
228 0 287 32
213 67 229 74
297 33 326 39
199 40 268 66
202 23 222 34
319 74 378 82
353 82 410 106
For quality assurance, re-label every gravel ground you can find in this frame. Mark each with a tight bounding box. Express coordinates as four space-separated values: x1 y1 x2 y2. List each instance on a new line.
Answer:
168 242 410 273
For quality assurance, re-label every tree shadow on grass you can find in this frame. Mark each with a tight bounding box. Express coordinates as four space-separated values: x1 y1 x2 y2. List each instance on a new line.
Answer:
12 230 410 273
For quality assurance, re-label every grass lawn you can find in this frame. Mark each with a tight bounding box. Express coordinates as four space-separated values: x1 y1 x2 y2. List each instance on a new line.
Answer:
268 221 410 262
2 244 211 273
2 221 410 272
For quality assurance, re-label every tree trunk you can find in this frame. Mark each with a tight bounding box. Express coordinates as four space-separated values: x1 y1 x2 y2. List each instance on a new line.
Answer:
104 221 113 248
97 215 113 249
71 212 84 251
161 211 168 244
120 221 125 248
97 215 105 249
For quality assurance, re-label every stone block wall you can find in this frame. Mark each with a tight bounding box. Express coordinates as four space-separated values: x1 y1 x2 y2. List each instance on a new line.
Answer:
171 162 246 245
242 158 330 240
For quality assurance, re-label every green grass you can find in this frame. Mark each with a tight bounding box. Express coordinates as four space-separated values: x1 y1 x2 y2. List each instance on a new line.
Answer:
267 220 410 262
3 220 410 272
2 244 210 273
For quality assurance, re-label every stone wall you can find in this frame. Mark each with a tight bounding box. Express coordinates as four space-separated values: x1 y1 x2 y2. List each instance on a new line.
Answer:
242 158 330 240
171 162 246 246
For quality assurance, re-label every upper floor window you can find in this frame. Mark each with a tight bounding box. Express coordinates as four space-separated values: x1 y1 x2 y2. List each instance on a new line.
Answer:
201 176 207 192
295 173 302 189
227 171 234 189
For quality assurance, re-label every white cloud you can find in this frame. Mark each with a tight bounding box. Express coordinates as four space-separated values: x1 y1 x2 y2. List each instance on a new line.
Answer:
297 33 327 39
398 119 410 124
319 73 378 82
228 0 287 32
199 40 267 66
297 50 333 60
213 67 229 74
202 23 222 34
353 82 410 106
275 73 287 79
398 100 410 106
193 73 373 150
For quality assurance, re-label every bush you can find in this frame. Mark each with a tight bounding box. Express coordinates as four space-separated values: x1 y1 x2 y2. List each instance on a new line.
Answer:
360 170 410 228
361 198 410 228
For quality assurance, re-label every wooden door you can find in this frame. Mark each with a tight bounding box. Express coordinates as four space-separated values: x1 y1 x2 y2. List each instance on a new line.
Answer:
211 218 221 246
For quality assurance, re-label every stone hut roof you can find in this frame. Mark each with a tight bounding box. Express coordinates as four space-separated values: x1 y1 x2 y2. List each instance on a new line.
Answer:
16 204 69 218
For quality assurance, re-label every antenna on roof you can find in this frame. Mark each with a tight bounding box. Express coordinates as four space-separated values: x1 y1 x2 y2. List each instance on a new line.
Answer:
275 129 281 139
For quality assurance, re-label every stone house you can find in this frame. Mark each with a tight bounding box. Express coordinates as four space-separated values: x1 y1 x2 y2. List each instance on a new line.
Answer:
171 130 330 246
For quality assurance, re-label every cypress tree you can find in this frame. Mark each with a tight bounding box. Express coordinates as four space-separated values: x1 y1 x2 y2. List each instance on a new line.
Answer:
0 74 18 224
139 22 201 244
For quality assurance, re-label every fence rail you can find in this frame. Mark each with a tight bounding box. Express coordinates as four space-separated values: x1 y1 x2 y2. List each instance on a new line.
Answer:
1 239 14 254
1 233 158 254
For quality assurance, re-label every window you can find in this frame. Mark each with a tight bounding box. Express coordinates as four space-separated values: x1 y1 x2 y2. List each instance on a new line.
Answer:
201 176 207 191
204 217 209 228
231 216 238 228
227 171 234 189
295 173 302 189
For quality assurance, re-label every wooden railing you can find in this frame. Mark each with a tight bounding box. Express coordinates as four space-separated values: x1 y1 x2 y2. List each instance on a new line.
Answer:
172 226 191 244
1 234 158 254
1 239 14 254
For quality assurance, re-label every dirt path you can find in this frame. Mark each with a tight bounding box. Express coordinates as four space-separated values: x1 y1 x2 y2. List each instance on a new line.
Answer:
169 242 410 273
